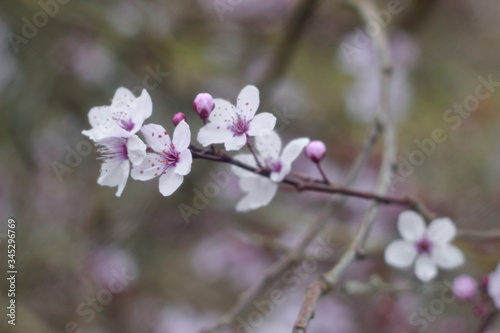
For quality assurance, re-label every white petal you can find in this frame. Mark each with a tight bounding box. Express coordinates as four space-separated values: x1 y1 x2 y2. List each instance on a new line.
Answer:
172 120 191 151
255 130 282 160
131 153 164 181
141 124 171 152
98 159 130 197
488 264 500 308
175 149 192 176
126 135 147 165
208 98 236 124
237 85 260 119
158 168 183 196
384 240 417 268
415 255 438 282
231 154 258 178
432 244 464 269
281 137 310 165
247 112 276 136
197 123 233 147
236 177 278 212
426 217 457 244
224 135 247 151
83 107 126 140
129 89 153 132
398 210 426 242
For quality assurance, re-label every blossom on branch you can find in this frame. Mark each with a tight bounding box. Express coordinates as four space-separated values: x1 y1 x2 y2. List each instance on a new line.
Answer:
131 121 192 196
384 211 465 282
82 87 152 196
82 87 152 140
232 131 309 211
197 85 276 151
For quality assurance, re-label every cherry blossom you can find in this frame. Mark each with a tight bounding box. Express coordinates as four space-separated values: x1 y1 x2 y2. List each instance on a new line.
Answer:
488 262 500 308
131 121 192 196
197 85 276 151
95 135 147 197
384 211 465 282
232 131 309 211
82 87 152 141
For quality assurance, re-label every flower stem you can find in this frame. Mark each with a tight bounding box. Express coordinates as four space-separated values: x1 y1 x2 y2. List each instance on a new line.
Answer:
246 137 263 169
316 161 330 185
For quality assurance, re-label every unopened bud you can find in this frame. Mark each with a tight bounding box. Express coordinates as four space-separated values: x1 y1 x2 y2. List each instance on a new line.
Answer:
172 112 186 126
193 93 215 122
305 140 326 163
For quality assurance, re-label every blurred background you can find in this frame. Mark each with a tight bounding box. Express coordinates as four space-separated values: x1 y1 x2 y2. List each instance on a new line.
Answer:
1 0 500 332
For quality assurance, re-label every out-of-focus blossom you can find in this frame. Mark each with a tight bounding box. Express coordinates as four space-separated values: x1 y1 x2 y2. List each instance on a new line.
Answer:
154 306 218 333
336 31 419 123
488 262 500 308
88 245 139 291
385 211 464 282
232 131 309 211
453 275 478 301
131 121 192 196
197 85 276 151
190 230 271 290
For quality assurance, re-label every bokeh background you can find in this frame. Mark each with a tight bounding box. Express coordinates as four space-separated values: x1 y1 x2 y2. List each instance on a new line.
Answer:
1 0 500 332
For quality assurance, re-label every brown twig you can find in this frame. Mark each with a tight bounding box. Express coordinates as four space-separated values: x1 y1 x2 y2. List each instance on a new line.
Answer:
457 229 500 242
190 145 424 212
476 309 498 333
201 97 385 332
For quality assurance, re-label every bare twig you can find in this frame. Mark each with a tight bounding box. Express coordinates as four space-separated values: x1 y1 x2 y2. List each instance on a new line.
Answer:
202 93 385 332
476 309 498 333
457 229 500 242
257 0 321 90
293 0 398 331
191 145 424 212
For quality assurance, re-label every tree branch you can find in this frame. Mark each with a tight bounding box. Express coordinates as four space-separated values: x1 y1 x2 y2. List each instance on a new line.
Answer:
293 0 398 331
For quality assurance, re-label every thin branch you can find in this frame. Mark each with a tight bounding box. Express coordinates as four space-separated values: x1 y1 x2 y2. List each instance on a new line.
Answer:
457 229 500 242
190 145 423 212
476 309 498 333
202 97 385 332
293 0 398 331
257 0 321 90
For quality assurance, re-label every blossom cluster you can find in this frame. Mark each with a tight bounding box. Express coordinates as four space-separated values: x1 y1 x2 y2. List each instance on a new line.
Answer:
82 85 320 210
83 86 500 311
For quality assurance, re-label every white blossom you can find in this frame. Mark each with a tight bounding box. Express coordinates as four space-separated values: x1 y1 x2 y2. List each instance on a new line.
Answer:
384 211 465 282
197 85 276 151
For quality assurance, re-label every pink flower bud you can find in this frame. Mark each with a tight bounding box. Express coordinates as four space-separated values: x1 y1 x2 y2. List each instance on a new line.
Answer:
193 93 215 122
305 140 326 163
453 275 478 301
172 112 186 126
